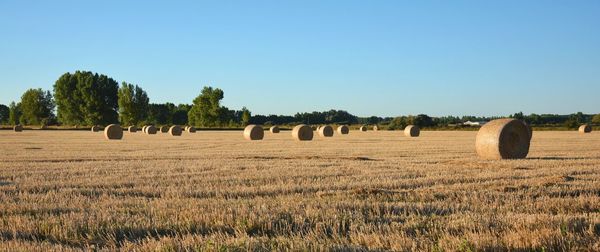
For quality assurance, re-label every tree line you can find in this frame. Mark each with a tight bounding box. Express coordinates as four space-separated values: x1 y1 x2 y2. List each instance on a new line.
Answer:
0 70 598 128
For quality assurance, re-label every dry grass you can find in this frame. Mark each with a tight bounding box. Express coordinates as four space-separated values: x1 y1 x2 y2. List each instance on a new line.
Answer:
0 130 599 251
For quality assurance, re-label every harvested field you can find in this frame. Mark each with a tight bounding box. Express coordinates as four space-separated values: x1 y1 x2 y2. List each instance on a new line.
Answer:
0 130 599 251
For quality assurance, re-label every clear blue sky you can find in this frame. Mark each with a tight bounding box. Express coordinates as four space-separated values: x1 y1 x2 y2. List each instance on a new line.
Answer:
1 1 599 117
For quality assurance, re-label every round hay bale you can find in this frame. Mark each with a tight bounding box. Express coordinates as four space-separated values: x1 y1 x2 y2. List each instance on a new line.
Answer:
270 126 280 133
359 126 367 132
244 125 264 140
169 125 183 136
475 118 530 160
145 125 157 135
91 125 100 132
318 125 334 137
292 124 313 141
579 124 592 133
523 121 533 140
142 126 147 133
14 125 23 132
128 126 137 133
337 125 349 135
404 125 420 137
160 126 169 133
188 126 196 133
104 124 123 140
373 125 379 131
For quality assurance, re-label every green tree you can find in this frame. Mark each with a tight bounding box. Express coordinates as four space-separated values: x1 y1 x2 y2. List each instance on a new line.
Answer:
0 104 9 124
19 88 55 125
53 71 119 125
593 114 600 125
241 107 251 126
8 102 22 125
118 82 149 126
188 87 226 127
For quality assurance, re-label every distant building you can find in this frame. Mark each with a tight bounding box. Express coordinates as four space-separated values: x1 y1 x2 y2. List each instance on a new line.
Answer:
463 121 487 126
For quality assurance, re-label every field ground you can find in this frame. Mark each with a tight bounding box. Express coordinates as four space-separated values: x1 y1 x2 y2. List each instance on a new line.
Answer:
0 130 599 251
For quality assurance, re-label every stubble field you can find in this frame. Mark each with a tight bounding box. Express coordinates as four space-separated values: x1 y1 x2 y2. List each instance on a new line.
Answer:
0 130 599 251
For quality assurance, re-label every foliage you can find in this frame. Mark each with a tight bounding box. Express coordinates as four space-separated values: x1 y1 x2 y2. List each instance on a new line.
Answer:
53 71 119 126
188 87 227 127
241 107 251 126
118 82 150 126
8 102 22 125
592 114 600 125
19 88 55 125
0 104 9 124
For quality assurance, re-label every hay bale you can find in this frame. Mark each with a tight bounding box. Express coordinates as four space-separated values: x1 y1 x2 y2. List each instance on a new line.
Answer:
104 124 123 140
14 125 23 132
160 126 169 133
337 125 349 135
128 126 137 133
579 124 592 133
292 124 313 141
359 126 367 132
523 121 533 140
373 125 379 131
318 125 334 137
142 126 147 133
475 118 530 160
244 125 264 140
145 125 157 135
169 125 183 136
188 126 196 133
404 125 420 137
270 126 280 133
91 125 100 132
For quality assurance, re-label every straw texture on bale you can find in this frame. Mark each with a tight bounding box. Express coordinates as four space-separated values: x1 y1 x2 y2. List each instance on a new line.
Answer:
128 126 137 133
270 126 280 133
524 122 533 140
160 126 169 133
187 126 196 133
337 125 349 135
142 126 147 133
404 125 420 137
145 125 157 135
373 125 379 131
104 124 123 140
243 125 264 140
91 125 100 132
475 118 530 160
318 125 334 137
359 126 367 132
14 125 23 132
169 125 183 136
292 124 313 141
579 124 592 133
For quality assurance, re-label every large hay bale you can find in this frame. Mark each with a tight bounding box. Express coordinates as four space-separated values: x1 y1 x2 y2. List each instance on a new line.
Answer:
292 124 313 141
270 126 280 133
404 125 420 137
318 125 334 137
160 126 169 133
128 126 137 133
475 118 530 160
523 121 533 140
373 125 379 131
244 125 264 140
579 124 592 133
169 125 183 136
145 125 157 135
359 125 367 132
188 126 196 133
337 125 349 135
14 125 23 132
104 124 123 140
91 125 100 132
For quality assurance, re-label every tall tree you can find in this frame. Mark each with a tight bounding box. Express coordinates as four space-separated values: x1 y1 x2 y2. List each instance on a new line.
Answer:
118 82 149 126
19 88 55 125
8 102 21 125
0 104 9 124
241 107 251 126
188 87 226 127
53 71 119 125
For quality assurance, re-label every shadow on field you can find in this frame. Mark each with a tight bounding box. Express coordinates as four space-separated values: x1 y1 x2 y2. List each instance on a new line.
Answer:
528 157 587 160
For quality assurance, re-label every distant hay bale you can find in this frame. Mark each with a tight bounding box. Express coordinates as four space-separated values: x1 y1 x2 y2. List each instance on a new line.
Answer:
292 124 313 141
337 125 349 135
104 124 123 140
475 118 530 160
373 125 379 131
91 125 100 132
169 125 182 136
14 125 23 132
404 125 420 137
359 126 367 132
128 126 137 133
145 125 157 135
318 125 334 137
579 124 592 133
270 126 280 133
187 126 196 133
142 126 148 133
244 125 264 140
160 126 169 133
